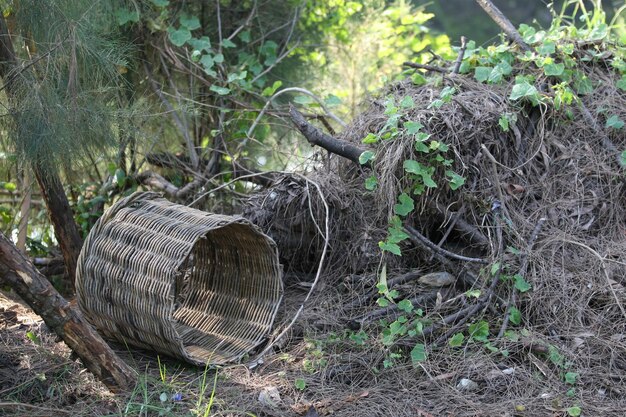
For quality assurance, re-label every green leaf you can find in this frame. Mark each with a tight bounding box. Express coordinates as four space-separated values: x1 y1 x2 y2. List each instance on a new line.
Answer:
616 76 626 92
466 289 481 298
394 193 414 216
187 36 211 51
262 80 282 97
365 175 378 190
293 95 314 105
209 85 230 95
574 74 593 95
510 81 539 101
359 150 375 165
227 71 247 82
150 0 169 6
474 66 492 83
448 333 464 347
499 114 509 132
538 41 556 55
2 182 16 191
114 169 126 185
504 330 519 342
468 320 489 341
410 343 427 363
411 73 427 86
403 160 424 175
379 241 401 256
567 406 581 417
544 63 565 76
179 13 201 30
213 53 224 63
606 115 624 129
565 372 578 385
294 378 306 391
404 121 423 135
397 299 414 313
115 8 139 26
620 150 626 167
221 39 237 48
238 30 251 43
513 274 531 292
168 27 192 47
377 297 390 307
26 330 40 345
362 133 379 144
446 171 465 190
509 307 521 325
324 94 342 107
400 96 415 109
491 262 501 276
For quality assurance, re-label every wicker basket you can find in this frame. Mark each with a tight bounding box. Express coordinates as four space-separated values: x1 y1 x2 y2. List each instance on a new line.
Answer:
75 191 283 365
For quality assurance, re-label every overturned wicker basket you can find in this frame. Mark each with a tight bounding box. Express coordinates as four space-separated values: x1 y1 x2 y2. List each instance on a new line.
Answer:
76 191 283 365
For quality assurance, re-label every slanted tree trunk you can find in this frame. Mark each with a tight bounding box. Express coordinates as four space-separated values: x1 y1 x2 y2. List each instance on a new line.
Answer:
0 232 136 392
0 15 83 289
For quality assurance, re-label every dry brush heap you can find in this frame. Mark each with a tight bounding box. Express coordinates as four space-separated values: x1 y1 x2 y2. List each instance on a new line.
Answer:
244 20 626 415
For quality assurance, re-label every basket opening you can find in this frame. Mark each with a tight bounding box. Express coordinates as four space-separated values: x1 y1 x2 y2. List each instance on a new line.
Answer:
172 223 280 364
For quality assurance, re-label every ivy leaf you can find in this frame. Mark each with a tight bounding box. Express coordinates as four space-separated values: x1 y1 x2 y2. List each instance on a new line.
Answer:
538 41 556 55
474 66 492 83
394 193 414 216
213 53 224 63
168 27 192 47
262 80 282 97
187 36 211 51
566 406 581 417
400 96 415 109
509 307 522 325
179 13 201 30
115 8 139 26
448 333 464 347
513 274 531 292
377 297 390 307
620 150 626 167
294 378 306 391
221 39 237 49
544 63 565 76
468 320 489 341
397 299 414 313
324 94 342 107
411 73 427 86
446 170 465 190
606 115 624 129
403 159 424 175
510 81 539 101
616 76 626 92
410 343 427 364
379 241 401 256
422 173 437 188
565 372 578 385
209 85 230 95
404 121 423 135
359 150 375 165
365 175 377 190
499 114 510 131
362 133 379 144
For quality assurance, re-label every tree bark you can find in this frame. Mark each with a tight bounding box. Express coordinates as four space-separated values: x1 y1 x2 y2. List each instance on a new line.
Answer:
289 104 367 165
0 232 136 392
0 16 83 289
33 167 83 286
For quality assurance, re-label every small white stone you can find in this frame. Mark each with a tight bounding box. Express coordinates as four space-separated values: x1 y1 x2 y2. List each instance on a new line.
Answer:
258 386 281 408
456 378 479 391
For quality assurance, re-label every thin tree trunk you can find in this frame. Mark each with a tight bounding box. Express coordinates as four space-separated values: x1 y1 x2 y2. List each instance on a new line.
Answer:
33 166 83 287
0 232 136 392
17 166 31 253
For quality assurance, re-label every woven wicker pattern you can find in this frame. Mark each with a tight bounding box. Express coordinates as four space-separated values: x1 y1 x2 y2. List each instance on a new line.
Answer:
75 191 282 365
